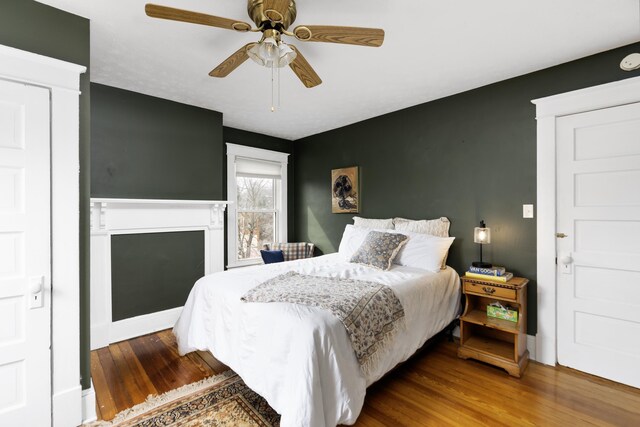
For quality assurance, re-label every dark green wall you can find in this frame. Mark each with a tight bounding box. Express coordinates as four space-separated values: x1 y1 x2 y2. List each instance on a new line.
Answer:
294 42 640 335
224 126 293 154
91 84 293 320
111 232 204 321
0 0 92 389
92 83 223 199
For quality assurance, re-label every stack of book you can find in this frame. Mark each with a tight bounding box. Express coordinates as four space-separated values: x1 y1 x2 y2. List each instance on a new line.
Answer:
465 265 513 282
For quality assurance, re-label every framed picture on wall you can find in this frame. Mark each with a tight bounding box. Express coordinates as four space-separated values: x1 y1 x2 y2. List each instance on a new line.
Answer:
331 166 359 213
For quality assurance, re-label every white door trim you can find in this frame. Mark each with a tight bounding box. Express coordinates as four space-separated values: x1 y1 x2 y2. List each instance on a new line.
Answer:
0 44 86 425
89 198 230 350
532 75 640 366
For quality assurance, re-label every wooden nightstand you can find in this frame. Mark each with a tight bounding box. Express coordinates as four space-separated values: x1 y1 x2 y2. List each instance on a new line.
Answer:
458 275 529 377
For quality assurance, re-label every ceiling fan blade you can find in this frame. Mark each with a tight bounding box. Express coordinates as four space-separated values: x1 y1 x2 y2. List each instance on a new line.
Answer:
145 4 252 32
209 43 256 78
289 46 322 88
293 25 384 47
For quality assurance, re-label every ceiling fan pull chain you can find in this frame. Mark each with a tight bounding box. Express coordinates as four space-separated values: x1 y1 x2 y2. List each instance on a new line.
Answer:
271 62 276 113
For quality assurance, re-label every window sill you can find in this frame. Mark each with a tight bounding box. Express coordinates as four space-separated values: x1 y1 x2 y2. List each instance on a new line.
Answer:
226 260 263 269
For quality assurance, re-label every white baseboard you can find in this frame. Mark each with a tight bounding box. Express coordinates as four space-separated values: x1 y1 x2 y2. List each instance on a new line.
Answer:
527 335 537 362
109 307 183 346
82 381 97 424
53 385 82 427
535 334 557 366
90 322 110 350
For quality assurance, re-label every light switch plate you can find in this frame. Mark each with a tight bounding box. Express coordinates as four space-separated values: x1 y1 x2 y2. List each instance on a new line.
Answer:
523 204 534 218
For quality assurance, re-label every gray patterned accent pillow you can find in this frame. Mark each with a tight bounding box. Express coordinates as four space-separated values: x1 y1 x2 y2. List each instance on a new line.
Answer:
350 231 409 271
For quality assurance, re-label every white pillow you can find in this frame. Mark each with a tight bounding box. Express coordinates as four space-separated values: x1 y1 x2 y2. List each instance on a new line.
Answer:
353 216 394 229
393 231 455 272
339 224 454 272
338 224 372 260
393 217 450 237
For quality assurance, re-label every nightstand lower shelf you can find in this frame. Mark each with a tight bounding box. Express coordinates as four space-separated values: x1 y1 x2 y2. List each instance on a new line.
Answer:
461 335 514 360
459 336 529 378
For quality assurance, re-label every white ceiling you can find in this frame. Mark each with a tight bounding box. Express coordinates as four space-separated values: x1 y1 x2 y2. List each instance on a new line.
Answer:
37 0 640 140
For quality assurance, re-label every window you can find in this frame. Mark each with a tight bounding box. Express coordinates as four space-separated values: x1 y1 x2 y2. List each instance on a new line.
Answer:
227 143 289 267
236 159 278 260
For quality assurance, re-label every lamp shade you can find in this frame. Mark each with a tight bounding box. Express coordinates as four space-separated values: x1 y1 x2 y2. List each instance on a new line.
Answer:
277 43 297 67
473 222 491 244
248 42 267 66
248 39 297 68
258 36 279 62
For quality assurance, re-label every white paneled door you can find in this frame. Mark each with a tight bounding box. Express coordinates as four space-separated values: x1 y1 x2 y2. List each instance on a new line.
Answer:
557 102 640 388
0 79 51 425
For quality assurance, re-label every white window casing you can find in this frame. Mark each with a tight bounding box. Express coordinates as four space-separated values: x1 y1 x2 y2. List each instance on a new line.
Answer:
226 143 289 268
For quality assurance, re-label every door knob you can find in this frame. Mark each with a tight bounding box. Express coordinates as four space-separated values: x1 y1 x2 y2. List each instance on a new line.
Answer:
556 233 568 238
29 276 45 309
30 276 44 294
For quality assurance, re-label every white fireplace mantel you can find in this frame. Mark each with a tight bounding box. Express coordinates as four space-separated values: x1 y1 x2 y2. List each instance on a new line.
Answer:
90 198 231 350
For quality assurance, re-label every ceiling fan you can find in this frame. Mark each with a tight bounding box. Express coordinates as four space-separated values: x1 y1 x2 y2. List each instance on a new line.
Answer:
145 0 385 88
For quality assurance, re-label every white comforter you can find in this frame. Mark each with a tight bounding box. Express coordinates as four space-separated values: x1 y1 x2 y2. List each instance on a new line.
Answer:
174 253 461 427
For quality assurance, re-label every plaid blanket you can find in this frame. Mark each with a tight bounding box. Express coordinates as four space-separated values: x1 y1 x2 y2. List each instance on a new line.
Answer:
241 271 405 375
263 242 314 261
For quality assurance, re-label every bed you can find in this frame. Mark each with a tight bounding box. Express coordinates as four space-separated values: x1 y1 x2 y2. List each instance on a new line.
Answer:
174 250 461 426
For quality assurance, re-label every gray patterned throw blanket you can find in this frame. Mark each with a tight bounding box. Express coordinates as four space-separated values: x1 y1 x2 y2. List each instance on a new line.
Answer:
241 271 405 375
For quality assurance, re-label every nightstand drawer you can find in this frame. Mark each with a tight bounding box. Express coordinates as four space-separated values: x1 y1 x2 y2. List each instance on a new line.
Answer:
464 282 516 300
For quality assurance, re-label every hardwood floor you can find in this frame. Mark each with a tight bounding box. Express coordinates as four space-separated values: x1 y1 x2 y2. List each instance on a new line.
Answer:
91 331 640 426
90 330 228 421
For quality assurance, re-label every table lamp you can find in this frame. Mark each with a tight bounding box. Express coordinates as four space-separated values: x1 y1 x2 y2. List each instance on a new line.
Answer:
472 220 492 268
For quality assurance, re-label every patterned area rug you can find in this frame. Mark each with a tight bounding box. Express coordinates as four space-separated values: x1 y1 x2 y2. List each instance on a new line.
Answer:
90 371 280 427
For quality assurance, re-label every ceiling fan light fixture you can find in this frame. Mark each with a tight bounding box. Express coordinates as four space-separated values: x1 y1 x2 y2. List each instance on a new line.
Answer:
259 36 280 61
248 38 297 68
248 37 278 66
247 42 266 66
277 42 297 67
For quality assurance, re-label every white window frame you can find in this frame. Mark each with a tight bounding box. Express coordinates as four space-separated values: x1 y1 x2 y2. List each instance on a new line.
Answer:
226 143 289 268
